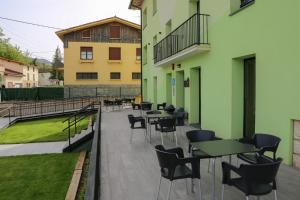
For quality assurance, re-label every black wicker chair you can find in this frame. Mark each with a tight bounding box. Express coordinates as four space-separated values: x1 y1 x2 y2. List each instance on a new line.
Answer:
221 157 282 200
237 133 281 164
156 118 177 146
155 145 202 200
127 114 146 143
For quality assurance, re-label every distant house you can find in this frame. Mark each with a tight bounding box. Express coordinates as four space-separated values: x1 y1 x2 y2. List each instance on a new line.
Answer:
55 16 141 91
0 57 39 88
38 72 62 86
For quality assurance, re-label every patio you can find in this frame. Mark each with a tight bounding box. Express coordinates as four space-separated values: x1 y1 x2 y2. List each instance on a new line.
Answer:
100 110 300 200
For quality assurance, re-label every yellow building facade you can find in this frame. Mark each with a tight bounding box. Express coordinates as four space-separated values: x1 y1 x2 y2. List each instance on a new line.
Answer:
56 17 141 88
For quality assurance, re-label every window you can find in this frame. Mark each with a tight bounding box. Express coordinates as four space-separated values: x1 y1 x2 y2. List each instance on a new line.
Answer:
33 67 35 72
82 29 91 39
110 72 121 80
109 47 121 60
143 45 148 65
33 74 35 81
76 72 98 80
136 48 141 60
143 8 147 29
27 66 29 71
80 47 93 60
153 0 157 15
166 20 172 35
110 26 121 39
240 0 254 8
230 0 255 15
27 73 29 81
132 72 141 80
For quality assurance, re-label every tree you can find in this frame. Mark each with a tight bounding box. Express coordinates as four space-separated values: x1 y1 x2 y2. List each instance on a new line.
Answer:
52 46 63 68
50 46 64 80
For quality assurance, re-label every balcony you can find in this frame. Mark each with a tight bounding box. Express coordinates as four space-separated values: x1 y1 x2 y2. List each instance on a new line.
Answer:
153 14 210 66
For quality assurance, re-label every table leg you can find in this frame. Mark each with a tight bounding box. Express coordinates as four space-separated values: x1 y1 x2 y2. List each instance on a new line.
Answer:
211 158 216 200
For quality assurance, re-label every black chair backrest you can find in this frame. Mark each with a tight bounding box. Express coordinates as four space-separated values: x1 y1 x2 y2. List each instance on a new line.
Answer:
186 130 216 152
241 158 282 186
254 133 281 150
141 103 152 110
158 118 176 132
186 130 216 142
155 145 178 171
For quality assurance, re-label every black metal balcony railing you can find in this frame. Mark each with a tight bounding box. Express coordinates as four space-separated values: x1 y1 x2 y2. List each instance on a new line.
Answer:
153 13 209 64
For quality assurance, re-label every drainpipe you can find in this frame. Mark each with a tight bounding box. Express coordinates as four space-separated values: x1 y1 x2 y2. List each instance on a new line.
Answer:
140 9 143 102
197 0 200 44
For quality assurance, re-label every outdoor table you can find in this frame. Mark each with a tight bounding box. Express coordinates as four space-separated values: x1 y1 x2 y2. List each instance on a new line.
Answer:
191 139 258 200
144 112 173 143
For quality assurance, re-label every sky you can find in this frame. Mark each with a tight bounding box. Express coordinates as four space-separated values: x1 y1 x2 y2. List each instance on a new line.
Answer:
0 0 140 61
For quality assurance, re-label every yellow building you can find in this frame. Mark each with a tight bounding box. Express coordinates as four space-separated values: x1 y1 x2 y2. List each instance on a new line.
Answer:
56 17 141 90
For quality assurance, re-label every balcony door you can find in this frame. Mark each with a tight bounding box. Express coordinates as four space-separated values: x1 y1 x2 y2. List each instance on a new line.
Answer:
176 71 184 108
243 57 256 139
153 76 158 107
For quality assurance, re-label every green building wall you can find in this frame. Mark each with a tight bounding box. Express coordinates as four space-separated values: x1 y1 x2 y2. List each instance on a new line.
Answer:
140 0 300 165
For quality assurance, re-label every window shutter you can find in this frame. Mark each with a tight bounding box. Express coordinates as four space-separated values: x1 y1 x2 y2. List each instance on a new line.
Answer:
136 48 141 60
110 26 121 39
109 47 121 60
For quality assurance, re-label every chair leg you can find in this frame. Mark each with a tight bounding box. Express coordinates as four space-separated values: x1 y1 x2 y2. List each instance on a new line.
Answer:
191 178 195 193
167 181 173 200
199 178 202 200
160 132 164 145
174 132 178 146
274 190 278 200
130 129 133 143
185 179 189 195
156 176 162 200
221 184 225 200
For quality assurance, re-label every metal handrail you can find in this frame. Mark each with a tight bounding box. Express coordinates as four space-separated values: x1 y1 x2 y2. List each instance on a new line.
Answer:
153 13 210 64
62 101 100 149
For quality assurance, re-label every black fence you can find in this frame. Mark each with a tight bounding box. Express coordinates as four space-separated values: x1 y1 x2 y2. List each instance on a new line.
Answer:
0 87 64 101
65 86 140 99
0 96 102 122
85 107 101 200
153 13 209 64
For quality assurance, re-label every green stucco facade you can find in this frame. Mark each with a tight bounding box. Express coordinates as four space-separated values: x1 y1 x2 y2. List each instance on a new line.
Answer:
139 0 300 165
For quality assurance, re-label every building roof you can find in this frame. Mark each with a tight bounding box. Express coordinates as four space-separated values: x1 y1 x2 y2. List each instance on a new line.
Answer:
0 56 26 66
129 0 143 9
0 56 38 69
56 16 141 40
4 68 24 77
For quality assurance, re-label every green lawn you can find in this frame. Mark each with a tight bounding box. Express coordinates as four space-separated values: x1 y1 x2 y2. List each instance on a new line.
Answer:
0 116 90 144
0 153 79 200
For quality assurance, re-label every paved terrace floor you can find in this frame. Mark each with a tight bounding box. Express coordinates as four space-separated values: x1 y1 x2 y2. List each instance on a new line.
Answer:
101 110 300 200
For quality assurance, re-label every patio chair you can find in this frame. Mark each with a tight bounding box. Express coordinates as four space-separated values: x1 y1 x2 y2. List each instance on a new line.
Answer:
141 102 153 115
127 114 146 143
237 133 281 164
157 102 167 110
186 130 217 178
131 102 141 110
173 108 186 135
221 157 282 200
146 110 161 137
155 145 202 200
156 118 177 146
